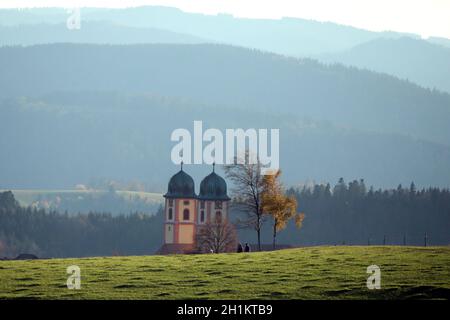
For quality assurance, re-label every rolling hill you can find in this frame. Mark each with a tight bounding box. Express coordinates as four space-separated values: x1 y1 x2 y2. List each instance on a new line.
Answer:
1 43 449 147
0 6 414 55
2 6 449 94
0 189 163 215
0 21 207 46
0 43 449 190
1 90 450 190
0 246 449 299
318 37 450 93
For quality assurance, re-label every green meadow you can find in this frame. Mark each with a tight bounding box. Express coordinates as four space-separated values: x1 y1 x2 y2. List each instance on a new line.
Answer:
0 246 449 300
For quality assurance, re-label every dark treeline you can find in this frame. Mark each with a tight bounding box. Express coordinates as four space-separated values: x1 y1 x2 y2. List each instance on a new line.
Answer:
1 179 450 259
284 179 450 246
0 191 163 258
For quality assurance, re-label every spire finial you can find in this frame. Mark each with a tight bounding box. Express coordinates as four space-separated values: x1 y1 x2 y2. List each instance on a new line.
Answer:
181 161 184 171
212 162 215 173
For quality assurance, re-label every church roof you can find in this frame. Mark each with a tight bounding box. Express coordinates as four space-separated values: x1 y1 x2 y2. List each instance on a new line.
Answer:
198 165 230 201
164 166 196 199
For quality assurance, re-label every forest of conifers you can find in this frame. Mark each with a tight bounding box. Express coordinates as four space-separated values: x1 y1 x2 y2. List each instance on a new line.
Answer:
1 178 449 258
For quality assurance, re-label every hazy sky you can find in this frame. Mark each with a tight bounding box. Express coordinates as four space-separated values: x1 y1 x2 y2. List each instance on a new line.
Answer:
2 0 450 39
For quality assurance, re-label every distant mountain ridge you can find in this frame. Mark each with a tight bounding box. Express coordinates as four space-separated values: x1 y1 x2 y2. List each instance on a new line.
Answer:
1 43 449 146
1 6 449 93
0 21 208 46
0 6 421 55
317 37 450 93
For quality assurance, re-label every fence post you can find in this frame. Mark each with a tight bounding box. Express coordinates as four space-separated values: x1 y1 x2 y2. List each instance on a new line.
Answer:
403 234 406 246
424 233 428 247
383 235 386 246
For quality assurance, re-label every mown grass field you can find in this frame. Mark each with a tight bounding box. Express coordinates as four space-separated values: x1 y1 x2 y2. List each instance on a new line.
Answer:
0 246 449 300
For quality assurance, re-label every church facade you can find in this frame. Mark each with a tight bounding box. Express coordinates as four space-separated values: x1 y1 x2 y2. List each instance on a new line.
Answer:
157 164 231 255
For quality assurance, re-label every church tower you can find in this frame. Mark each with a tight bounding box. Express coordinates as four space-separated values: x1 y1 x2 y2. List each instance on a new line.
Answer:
157 163 232 255
197 163 231 226
159 163 198 254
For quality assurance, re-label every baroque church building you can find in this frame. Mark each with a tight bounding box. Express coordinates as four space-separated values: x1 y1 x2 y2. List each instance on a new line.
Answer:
157 163 231 254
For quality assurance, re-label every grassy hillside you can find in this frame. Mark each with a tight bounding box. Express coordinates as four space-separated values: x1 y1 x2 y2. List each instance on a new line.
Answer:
0 189 163 215
0 246 449 299
4 189 163 207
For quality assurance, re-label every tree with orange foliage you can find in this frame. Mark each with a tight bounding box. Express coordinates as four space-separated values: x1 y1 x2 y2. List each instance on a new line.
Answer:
262 170 305 249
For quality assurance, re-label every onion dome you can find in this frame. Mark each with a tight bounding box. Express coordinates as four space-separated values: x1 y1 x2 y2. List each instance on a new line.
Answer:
198 164 230 201
164 163 196 198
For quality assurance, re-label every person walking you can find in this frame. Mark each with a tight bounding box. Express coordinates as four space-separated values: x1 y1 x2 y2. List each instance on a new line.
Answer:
244 243 251 252
237 243 243 253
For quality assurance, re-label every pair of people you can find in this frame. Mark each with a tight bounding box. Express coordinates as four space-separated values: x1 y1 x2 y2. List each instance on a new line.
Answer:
237 242 251 253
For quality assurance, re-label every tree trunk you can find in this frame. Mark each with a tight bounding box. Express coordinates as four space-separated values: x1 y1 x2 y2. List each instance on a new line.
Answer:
255 201 262 251
272 221 277 250
257 214 262 251
257 228 261 251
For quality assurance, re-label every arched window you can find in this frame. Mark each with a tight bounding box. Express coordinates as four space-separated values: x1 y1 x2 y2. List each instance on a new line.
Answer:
200 210 205 223
183 209 190 221
168 208 173 220
215 211 222 223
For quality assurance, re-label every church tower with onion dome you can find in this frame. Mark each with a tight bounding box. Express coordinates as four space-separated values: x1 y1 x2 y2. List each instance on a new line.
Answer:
157 163 231 255
159 162 198 254
197 163 231 226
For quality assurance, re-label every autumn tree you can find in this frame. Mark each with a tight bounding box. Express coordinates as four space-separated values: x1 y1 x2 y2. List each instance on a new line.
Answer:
262 170 305 249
